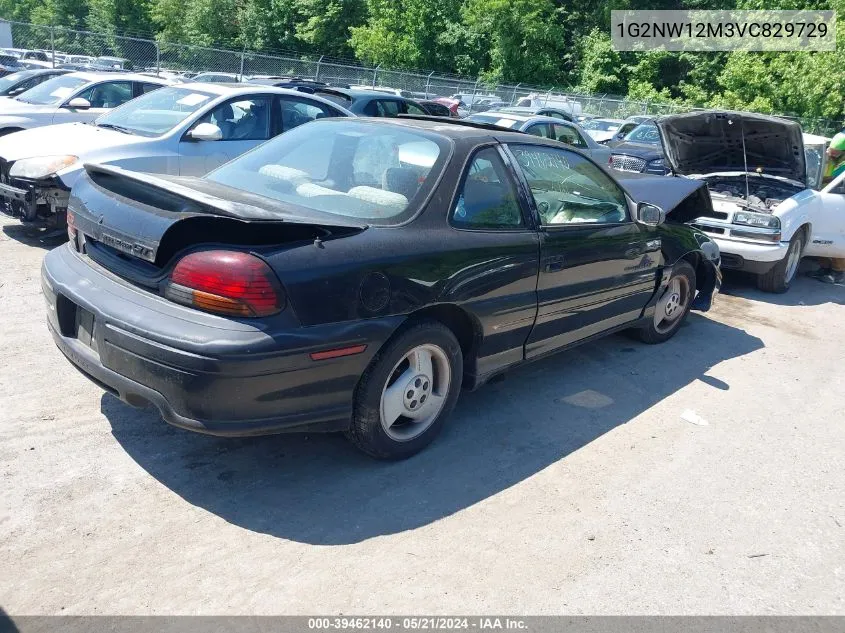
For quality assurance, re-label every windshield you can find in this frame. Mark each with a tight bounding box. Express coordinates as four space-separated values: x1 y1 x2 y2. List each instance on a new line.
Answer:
623 123 660 145
95 87 216 137
465 114 521 129
581 119 621 132
206 120 449 225
804 144 826 190
0 70 35 92
15 74 88 105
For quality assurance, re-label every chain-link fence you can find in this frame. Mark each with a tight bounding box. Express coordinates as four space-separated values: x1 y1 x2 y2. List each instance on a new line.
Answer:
2 19 842 135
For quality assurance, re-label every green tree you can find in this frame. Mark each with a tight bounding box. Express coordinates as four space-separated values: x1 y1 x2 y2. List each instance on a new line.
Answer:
294 0 367 58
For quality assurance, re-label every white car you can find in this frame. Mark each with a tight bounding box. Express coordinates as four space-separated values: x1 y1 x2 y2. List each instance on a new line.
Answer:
580 117 625 144
0 72 172 135
0 83 353 231
659 111 845 293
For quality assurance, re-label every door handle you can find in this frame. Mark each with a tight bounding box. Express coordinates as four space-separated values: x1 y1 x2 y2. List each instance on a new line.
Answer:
543 255 565 272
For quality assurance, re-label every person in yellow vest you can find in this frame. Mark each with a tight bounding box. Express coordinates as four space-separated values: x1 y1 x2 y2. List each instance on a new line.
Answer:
811 132 845 284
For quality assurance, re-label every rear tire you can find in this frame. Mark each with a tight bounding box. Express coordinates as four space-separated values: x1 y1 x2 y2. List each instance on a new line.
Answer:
756 232 803 294
637 260 696 344
346 320 463 459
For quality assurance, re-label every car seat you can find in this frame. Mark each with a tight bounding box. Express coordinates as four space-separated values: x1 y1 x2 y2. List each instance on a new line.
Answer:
211 103 236 139
382 167 418 199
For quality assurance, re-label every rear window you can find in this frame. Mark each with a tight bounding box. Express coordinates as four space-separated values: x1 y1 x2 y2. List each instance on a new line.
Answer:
206 120 449 225
465 114 521 129
315 90 352 107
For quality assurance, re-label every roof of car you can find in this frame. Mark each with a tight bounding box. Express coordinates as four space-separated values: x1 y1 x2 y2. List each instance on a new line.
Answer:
176 82 344 98
314 115 539 142
469 111 576 126
320 87 411 100
63 71 173 84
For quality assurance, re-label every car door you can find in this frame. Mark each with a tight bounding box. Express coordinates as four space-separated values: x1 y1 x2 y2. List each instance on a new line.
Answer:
178 94 273 176
805 172 845 258
505 142 661 358
54 80 133 124
446 145 540 377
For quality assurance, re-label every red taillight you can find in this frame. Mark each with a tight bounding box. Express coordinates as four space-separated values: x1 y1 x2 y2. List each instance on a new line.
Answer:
67 210 76 244
166 250 284 317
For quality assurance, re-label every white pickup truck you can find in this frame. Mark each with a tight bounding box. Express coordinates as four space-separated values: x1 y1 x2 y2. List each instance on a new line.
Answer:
657 111 845 293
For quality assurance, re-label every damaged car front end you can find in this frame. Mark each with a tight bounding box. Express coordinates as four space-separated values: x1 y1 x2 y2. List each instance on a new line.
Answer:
657 111 810 293
0 153 76 230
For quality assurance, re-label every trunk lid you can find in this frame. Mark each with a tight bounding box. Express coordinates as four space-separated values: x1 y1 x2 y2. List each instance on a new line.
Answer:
70 164 366 275
657 111 806 185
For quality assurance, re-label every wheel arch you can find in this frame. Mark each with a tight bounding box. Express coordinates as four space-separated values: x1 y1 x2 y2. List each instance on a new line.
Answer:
364 303 483 389
0 127 25 137
404 303 482 361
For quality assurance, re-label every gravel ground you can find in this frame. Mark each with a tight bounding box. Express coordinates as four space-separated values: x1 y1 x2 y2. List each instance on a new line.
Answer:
0 216 843 615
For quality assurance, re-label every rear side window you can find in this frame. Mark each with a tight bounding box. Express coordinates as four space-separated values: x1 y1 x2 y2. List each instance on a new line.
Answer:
373 100 401 117
452 147 524 229
277 96 340 133
405 101 427 115
139 82 164 94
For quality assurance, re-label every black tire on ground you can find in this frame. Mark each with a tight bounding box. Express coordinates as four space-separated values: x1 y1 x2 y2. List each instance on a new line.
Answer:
637 260 697 344
345 320 463 459
756 232 804 294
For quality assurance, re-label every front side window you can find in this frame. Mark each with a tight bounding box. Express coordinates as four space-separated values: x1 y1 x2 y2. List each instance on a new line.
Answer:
206 120 448 224
199 96 272 141
13 75 88 105
508 144 628 225
96 87 217 137
451 147 524 229
376 100 402 117
76 81 133 108
525 123 552 138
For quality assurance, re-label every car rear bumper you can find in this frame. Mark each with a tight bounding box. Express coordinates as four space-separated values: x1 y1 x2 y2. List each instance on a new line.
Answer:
42 244 402 436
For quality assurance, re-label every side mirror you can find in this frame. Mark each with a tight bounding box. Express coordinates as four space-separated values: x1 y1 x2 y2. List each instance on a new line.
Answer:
637 202 665 226
66 97 91 109
187 122 223 142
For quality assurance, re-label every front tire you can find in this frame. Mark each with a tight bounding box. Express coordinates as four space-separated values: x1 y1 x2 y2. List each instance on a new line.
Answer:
637 260 696 344
346 320 463 459
756 232 803 293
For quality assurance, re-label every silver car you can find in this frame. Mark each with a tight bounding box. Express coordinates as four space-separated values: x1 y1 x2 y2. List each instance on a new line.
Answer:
0 82 354 230
464 111 612 166
0 72 173 134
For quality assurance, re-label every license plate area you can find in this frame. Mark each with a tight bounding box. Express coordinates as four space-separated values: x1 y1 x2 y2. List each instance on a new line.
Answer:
56 295 97 351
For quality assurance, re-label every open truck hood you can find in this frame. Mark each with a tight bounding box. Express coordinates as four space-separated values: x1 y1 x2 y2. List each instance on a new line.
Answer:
657 111 806 186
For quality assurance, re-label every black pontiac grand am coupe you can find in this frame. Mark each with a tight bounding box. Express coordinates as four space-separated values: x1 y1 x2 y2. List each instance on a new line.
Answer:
42 117 721 459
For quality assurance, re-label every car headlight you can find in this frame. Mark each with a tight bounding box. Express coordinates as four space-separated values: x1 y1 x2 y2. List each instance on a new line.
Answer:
648 158 664 167
9 155 79 179
733 210 780 230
